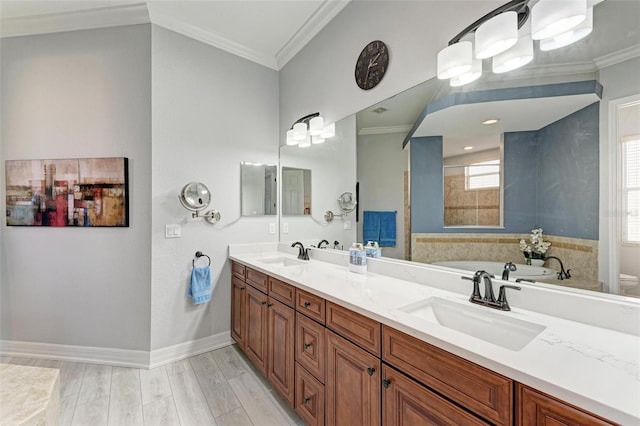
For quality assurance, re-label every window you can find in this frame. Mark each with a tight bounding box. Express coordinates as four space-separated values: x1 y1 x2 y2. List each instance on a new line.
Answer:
622 136 640 244
465 159 500 190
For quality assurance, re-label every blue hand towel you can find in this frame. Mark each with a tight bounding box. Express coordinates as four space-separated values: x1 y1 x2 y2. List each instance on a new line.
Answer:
363 211 396 247
188 266 211 305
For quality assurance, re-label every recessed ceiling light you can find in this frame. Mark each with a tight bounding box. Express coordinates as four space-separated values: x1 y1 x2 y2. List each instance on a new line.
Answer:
482 118 500 125
463 146 474 150
372 107 388 114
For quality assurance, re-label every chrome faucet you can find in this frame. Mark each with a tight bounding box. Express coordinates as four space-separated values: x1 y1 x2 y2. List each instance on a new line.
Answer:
318 239 329 249
462 270 521 311
291 242 309 260
333 240 341 250
502 262 517 281
544 256 571 280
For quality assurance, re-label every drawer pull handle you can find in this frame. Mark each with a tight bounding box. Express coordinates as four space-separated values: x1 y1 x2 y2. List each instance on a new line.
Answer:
303 397 311 404
304 342 311 349
267 303 273 307
382 379 392 388
239 287 245 291
261 301 267 305
303 302 311 308
366 367 376 376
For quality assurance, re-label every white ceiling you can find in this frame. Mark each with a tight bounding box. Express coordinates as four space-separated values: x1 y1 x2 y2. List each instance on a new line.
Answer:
0 0 350 70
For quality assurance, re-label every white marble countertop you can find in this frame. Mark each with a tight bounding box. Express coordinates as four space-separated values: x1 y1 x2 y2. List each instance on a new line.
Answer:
229 243 640 425
0 363 60 426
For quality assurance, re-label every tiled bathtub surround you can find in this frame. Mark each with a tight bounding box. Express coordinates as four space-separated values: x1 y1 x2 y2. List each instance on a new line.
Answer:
411 233 598 281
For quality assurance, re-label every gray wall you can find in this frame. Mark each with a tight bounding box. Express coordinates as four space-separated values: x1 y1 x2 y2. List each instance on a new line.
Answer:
0 25 153 350
357 132 408 259
151 26 279 350
279 1 503 141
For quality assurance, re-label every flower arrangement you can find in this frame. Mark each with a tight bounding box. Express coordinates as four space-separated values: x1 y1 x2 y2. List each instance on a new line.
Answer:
519 226 551 262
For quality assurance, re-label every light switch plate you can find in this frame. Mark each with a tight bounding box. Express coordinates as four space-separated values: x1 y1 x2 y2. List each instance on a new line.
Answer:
283 223 289 234
269 223 276 234
165 224 181 238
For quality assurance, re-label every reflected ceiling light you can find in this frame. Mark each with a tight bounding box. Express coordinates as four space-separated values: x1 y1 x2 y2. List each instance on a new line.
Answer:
288 113 336 148
450 59 482 87
475 11 518 59
482 118 500 125
531 0 587 40
463 146 474 151
437 41 472 80
540 7 593 51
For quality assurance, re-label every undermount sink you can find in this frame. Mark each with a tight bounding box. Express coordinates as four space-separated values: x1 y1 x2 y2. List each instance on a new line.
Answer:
397 297 546 351
257 257 306 267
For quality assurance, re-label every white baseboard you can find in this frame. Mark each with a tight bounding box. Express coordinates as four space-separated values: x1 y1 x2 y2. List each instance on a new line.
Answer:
0 331 233 369
149 331 232 369
0 339 150 368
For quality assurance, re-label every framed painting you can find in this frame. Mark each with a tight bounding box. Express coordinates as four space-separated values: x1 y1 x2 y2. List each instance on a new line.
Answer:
5 157 129 227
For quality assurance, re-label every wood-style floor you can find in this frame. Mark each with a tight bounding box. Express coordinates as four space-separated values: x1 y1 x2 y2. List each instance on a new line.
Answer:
1 344 303 426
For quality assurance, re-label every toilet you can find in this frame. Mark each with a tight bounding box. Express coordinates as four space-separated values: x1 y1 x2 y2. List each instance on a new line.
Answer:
619 274 639 297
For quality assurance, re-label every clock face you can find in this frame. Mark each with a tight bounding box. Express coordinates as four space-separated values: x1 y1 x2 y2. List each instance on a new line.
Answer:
355 40 389 90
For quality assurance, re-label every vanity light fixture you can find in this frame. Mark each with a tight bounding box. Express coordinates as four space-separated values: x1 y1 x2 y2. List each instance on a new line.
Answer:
286 112 336 147
436 0 595 87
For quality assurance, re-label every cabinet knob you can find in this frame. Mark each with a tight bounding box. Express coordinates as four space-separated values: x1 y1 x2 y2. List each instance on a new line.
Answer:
303 397 311 404
366 367 376 376
267 303 273 307
261 301 267 305
303 342 311 349
303 302 311 308
382 379 392 388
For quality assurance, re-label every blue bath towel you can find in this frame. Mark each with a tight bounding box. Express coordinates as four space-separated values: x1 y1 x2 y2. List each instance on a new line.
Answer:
363 211 396 247
188 266 211 305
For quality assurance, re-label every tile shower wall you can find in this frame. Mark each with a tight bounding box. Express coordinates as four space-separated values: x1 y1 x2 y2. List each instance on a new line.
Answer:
444 173 500 227
411 233 598 281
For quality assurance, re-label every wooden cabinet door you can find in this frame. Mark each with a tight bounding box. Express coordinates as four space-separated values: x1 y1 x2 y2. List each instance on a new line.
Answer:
326 330 381 426
295 312 326 383
296 363 325 426
231 276 246 350
245 285 268 376
517 384 617 426
382 365 489 426
267 298 295 406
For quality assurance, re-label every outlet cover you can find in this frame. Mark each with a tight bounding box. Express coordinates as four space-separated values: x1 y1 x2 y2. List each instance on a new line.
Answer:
283 223 289 234
165 224 181 238
344 220 352 230
269 223 276 234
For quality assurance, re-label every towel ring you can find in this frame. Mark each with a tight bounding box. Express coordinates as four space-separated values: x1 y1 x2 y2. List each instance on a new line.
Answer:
193 251 211 267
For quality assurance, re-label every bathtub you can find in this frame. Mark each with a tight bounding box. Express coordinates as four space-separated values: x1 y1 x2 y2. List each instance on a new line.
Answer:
431 260 558 281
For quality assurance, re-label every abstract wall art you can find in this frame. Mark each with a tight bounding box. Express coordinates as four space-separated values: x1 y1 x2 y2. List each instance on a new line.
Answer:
5 157 129 227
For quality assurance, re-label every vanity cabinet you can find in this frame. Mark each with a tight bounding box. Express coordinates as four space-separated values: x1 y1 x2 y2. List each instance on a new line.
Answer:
382 365 489 425
326 330 381 426
517 384 618 426
267 297 295 405
245 284 269 376
230 276 246 350
230 260 619 426
231 262 296 405
382 325 513 425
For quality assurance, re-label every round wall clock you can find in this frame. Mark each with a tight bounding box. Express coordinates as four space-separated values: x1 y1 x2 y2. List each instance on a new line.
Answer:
355 40 389 90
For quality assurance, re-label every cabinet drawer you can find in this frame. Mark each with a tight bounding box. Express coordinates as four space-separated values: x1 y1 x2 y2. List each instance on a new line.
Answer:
295 312 326 383
246 267 268 293
326 302 380 356
268 277 296 307
516 384 617 426
295 363 325 426
382 326 513 425
382 365 489 426
296 289 325 324
231 261 246 280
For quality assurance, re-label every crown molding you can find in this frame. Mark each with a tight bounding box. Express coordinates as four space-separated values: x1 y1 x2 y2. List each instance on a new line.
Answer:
594 44 640 70
0 3 149 38
149 9 279 70
359 125 413 136
276 0 351 69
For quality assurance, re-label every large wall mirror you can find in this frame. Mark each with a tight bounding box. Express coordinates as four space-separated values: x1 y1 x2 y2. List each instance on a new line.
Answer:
241 162 277 216
279 0 640 298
